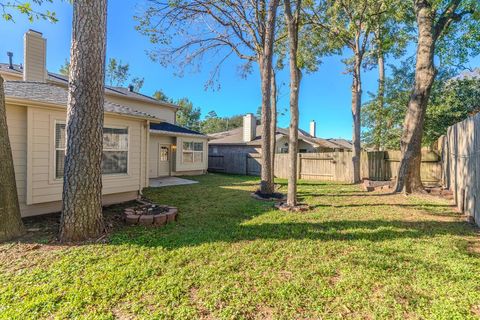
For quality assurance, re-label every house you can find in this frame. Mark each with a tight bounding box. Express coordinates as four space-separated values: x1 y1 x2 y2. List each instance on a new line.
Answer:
2 30 208 217
208 113 352 156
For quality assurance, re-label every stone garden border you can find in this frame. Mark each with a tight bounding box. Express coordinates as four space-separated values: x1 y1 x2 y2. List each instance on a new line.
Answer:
124 203 178 227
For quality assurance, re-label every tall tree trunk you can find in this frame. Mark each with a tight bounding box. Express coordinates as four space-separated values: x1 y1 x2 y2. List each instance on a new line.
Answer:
374 30 385 151
0 76 25 242
395 1 436 193
59 0 107 242
285 0 301 207
351 52 362 183
258 0 279 195
270 69 277 184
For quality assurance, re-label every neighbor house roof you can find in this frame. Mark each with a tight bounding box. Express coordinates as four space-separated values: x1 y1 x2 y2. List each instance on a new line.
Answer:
0 63 178 109
326 138 353 150
4 81 159 120
150 122 207 138
208 124 341 149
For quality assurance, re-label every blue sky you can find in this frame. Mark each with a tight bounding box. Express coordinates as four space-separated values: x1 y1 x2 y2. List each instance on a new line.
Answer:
1 1 479 139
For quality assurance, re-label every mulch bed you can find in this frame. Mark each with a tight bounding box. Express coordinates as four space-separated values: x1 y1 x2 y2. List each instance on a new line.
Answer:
362 179 394 192
250 190 286 201
274 202 312 212
424 187 454 200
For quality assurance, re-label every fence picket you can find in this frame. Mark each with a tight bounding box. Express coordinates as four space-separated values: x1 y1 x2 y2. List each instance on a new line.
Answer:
208 150 441 185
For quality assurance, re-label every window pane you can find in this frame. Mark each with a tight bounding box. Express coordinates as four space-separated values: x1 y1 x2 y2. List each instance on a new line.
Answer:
55 123 66 149
194 142 203 151
194 151 203 163
103 127 128 150
56 150 65 178
183 152 193 163
102 151 128 174
160 147 168 161
183 142 193 151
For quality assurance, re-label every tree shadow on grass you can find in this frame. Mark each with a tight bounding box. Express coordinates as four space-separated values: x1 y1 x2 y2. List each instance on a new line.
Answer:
110 216 476 250
11 175 477 250
107 182 477 250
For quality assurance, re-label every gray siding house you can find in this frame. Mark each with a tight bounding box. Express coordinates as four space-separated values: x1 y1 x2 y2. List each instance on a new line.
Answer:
208 113 352 156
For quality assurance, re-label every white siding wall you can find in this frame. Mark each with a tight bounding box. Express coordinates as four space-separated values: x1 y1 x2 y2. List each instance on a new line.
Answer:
6 104 149 217
6 105 27 209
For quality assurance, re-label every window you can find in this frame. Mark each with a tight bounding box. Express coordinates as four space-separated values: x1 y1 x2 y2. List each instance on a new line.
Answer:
159 146 169 162
102 127 128 175
182 141 203 163
55 123 128 179
55 123 66 179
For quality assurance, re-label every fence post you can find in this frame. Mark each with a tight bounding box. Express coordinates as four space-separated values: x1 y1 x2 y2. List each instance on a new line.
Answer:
297 153 301 180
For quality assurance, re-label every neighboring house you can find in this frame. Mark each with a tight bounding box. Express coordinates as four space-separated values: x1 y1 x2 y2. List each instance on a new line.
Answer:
208 113 352 156
326 138 353 151
2 30 208 217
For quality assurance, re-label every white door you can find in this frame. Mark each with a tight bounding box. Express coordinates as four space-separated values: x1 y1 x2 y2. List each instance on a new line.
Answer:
157 144 171 177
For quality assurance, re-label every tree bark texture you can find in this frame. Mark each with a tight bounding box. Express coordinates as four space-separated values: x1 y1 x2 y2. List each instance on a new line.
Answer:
285 0 301 207
259 0 279 195
0 76 25 242
395 0 437 193
270 69 277 184
59 0 107 242
351 53 362 183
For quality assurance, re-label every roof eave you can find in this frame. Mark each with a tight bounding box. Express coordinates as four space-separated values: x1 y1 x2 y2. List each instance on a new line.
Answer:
5 96 159 122
149 129 208 139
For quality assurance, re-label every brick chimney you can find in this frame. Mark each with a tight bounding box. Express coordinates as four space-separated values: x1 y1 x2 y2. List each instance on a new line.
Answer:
310 120 316 137
243 113 256 142
23 30 47 82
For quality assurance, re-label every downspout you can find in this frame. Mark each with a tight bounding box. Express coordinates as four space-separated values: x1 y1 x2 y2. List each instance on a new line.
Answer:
145 120 150 191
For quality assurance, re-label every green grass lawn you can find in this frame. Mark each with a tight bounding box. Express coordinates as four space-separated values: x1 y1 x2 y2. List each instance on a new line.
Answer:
1 174 479 319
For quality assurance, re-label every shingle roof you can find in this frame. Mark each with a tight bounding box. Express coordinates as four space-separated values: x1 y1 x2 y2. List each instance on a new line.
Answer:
0 63 178 108
150 122 206 137
4 81 158 120
326 138 353 150
208 124 341 149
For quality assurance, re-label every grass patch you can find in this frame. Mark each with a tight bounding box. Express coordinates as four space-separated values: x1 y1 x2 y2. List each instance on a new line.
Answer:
1 173 479 319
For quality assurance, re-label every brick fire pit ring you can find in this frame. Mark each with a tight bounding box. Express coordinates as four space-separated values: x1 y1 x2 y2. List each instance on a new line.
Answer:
124 203 178 227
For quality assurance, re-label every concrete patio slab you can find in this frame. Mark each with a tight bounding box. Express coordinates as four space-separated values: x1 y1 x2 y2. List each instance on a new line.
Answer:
149 177 199 188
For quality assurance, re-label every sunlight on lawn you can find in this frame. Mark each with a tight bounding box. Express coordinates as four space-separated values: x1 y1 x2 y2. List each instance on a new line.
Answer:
0 174 479 319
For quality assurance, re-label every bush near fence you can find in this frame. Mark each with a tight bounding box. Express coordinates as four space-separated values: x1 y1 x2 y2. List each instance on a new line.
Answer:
208 150 442 185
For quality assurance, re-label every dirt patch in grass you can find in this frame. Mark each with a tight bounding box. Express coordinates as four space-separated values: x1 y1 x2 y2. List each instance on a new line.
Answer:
189 287 214 319
467 239 480 255
472 305 480 317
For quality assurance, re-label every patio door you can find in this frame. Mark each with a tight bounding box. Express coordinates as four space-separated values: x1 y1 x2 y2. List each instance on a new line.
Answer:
149 141 171 178
157 144 171 177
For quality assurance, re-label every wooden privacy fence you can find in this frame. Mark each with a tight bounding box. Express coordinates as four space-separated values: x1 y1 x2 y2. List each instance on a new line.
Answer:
441 113 480 225
208 150 442 184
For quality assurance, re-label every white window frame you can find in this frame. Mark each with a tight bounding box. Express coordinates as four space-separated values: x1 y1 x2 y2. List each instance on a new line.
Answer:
102 126 130 176
182 141 204 164
54 120 66 180
54 122 130 180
